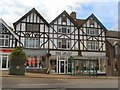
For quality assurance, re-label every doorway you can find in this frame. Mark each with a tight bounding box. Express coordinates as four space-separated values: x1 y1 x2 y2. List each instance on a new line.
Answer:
59 60 66 74
0 54 9 70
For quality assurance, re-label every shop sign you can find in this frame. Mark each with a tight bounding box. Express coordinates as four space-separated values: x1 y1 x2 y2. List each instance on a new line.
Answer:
0 49 12 52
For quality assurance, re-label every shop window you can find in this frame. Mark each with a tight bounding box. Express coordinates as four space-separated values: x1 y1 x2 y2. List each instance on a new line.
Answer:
26 56 46 69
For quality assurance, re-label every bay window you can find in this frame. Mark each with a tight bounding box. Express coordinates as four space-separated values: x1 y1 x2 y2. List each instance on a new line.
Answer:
25 38 39 48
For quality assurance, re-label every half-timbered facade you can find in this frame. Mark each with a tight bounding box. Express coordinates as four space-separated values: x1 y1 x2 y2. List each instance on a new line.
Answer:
13 8 49 69
12 8 110 75
0 19 18 70
49 11 78 74
70 12 107 75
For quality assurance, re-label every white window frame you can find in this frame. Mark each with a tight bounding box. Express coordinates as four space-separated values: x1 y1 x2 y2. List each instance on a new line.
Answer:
58 26 70 34
87 41 98 50
25 38 39 48
0 34 9 47
58 39 70 49
87 28 99 36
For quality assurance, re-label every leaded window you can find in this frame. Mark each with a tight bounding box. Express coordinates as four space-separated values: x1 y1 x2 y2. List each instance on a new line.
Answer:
0 34 9 47
25 38 39 48
86 28 99 36
26 23 39 32
87 41 98 50
58 39 70 49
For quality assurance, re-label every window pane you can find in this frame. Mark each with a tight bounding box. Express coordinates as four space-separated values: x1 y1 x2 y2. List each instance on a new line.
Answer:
62 16 67 22
62 27 66 33
5 39 9 46
27 24 39 32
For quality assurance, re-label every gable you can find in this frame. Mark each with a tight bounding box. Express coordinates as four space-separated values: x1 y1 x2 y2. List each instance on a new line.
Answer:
13 8 49 27
0 19 18 40
50 11 77 26
84 14 107 31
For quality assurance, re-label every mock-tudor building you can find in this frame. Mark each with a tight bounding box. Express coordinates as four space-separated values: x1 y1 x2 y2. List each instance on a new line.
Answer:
0 8 119 76
0 19 18 70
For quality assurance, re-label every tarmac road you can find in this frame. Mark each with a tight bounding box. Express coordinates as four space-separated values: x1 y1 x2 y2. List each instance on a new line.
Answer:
1 76 118 89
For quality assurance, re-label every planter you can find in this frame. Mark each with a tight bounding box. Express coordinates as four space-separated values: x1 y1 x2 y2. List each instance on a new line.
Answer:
9 65 25 75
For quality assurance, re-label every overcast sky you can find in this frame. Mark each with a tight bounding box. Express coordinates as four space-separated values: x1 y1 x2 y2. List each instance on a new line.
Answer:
0 0 119 31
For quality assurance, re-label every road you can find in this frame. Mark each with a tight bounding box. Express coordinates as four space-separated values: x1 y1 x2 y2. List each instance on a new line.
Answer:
1 77 118 89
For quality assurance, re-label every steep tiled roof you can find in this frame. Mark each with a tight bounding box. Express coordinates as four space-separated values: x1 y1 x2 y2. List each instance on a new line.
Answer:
75 19 86 26
106 31 120 38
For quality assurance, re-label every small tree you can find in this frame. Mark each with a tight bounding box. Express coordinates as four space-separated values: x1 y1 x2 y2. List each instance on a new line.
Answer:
9 46 27 75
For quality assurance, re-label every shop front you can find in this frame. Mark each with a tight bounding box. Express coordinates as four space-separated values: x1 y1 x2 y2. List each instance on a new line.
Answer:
23 49 48 72
0 49 12 70
49 51 78 74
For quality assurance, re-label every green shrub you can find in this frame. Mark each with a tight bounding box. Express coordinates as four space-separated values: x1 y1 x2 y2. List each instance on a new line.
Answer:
10 46 27 66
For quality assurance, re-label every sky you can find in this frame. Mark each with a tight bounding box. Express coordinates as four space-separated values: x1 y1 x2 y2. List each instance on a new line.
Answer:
0 0 119 31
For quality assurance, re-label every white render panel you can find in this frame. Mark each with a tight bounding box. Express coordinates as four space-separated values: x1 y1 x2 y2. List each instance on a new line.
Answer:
86 20 89 27
75 36 78 39
102 37 105 41
27 16 29 22
103 44 105 51
16 23 20 31
71 27 74 32
54 26 57 32
58 18 61 24
34 13 36 22
102 31 105 36
37 17 40 23
45 25 48 32
21 23 25 31
80 42 84 50
30 13 33 22
67 18 70 25
40 25 44 32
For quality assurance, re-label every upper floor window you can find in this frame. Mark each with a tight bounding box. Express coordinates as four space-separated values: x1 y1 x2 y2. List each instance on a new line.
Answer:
58 26 70 34
62 15 67 22
86 28 99 36
26 23 39 32
58 39 70 49
89 18 94 26
87 41 98 50
0 34 9 47
25 38 39 48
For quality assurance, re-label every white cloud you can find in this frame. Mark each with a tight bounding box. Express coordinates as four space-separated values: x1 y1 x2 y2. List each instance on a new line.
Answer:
0 0 119 31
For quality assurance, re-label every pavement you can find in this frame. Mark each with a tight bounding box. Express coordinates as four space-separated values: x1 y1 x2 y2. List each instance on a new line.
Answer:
0 70 119 79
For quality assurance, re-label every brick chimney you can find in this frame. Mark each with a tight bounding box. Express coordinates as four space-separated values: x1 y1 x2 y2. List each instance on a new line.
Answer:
70 12 76 20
